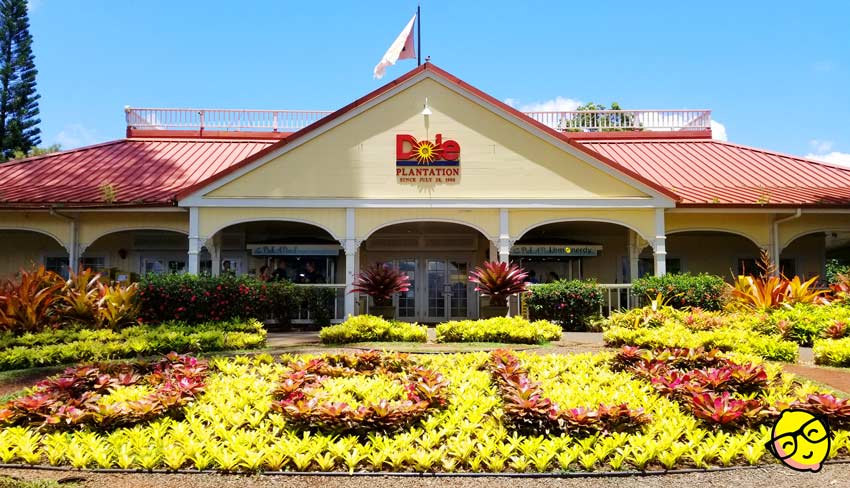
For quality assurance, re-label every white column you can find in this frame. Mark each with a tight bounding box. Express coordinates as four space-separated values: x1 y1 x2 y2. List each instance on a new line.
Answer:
627 230 641 283
653 208 667 277
498 208 511 263
68 220 79 273
343 208 357 317
205 233 222 277
188 207 202 275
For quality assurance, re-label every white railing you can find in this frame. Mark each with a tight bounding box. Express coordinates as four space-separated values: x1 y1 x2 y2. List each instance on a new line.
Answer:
291 284 346 324
599 284 639 316
524 109 711 132
125 107 333 133
126 107 711 134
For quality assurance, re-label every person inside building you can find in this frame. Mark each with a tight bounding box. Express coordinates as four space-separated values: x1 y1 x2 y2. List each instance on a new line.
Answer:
221 260 235 276
527 269 539 284
548 271 560 282
298 260 325 283
258 265 271 282
272 259 291 281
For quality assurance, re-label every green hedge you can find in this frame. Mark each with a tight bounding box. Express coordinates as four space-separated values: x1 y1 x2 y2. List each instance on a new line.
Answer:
525 280 603 331
436 317 562 344
0 320 266 371
138 274 336 326
319 315 427 344
631 273 726 310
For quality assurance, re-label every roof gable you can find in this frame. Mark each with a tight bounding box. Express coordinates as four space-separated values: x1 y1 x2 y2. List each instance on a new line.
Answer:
177 63 679 205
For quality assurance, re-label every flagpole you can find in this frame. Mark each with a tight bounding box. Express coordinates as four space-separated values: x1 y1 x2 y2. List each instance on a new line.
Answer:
417 4 421 65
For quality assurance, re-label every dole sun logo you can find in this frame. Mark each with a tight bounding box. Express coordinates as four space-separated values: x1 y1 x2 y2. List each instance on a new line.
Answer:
396 134 460 167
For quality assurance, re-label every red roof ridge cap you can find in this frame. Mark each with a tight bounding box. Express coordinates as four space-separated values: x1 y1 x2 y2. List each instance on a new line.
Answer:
125 137 277 144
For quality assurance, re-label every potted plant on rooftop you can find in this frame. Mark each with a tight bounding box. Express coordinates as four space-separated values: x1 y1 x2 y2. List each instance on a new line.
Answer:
350 263 411 320
469 261 529 319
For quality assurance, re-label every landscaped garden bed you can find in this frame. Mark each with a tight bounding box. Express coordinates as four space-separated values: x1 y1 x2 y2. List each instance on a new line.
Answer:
319 316 426 344
0 348 847 473
436 317 562 344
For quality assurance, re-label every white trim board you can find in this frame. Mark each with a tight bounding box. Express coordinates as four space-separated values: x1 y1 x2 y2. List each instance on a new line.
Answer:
180 198 673 209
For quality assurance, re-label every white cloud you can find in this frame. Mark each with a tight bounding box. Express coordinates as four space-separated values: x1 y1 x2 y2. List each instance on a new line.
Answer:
804 151 850 167
54 124 99 149
711 120 728 141
505 96 583 113
809 139 834 154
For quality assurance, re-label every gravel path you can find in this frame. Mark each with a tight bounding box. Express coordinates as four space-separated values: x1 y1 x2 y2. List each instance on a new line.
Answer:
3 464 850 488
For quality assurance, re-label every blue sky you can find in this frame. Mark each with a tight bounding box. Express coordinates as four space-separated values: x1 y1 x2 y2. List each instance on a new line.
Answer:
29 0 850 165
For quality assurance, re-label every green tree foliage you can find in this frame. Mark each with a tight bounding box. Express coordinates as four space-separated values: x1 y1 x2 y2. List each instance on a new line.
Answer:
0 0 40 160
10 143 58 160
565 101 640 132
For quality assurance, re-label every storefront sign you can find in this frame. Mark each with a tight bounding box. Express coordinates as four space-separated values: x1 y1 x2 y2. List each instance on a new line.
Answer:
396 133 461 184
247 244 340 256
510 244 601 257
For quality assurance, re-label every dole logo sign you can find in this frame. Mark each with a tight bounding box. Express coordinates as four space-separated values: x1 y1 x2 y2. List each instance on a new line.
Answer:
396 133 460 184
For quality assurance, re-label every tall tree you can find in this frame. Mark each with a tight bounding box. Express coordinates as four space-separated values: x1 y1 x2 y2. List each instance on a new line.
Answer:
0 0 39 160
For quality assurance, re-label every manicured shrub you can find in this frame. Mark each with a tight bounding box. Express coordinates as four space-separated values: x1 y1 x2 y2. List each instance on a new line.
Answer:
319 315 427 344
138 274 336 326
0 320 265 371
436 316 561 344
814 337 850 367
603 323 798 362
760 304 850 346
631 273 726 310
525 280 603 331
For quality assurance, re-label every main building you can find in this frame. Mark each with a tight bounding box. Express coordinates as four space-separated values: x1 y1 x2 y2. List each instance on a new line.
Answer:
1 64 848 322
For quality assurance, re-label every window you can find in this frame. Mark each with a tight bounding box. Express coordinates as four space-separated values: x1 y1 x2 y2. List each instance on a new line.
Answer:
44 256 70 278
80 257 106 273
142 258 186 275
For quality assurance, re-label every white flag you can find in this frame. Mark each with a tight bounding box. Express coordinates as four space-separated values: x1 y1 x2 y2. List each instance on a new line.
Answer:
373 14 417 80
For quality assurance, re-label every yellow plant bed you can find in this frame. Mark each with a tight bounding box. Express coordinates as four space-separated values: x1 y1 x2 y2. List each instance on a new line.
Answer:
0 349 846 472
436 317 562 344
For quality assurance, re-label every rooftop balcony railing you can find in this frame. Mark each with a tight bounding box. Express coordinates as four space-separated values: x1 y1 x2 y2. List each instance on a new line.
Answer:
125 107 711 134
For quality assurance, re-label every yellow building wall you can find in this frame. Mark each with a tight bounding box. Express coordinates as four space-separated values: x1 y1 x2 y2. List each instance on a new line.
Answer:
77 212 189 247
198 207 346 240
206 78 652 201
780 214 850 250
666 212 771 248
660 233 761 278
355 208 499 241
508 209 656 242
0 211 71 248
0 231 68 278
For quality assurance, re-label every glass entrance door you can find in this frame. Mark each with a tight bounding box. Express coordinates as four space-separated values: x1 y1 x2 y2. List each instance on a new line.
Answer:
424 258 471 322
380 256 474 322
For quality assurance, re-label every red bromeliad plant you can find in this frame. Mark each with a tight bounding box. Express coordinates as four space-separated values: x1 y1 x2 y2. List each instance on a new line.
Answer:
468 261 529 307
350 263 411 307
614 346 778 429
790 394 850 429
487 349 650 436
271 351 449 434
0 353 207 430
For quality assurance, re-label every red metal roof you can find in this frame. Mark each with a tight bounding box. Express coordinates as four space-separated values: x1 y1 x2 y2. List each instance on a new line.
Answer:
0 139 274 208
580 139 850 207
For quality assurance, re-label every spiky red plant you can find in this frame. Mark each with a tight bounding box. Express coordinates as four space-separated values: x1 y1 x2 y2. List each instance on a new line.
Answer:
468 261 528 307
350 263 411 306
